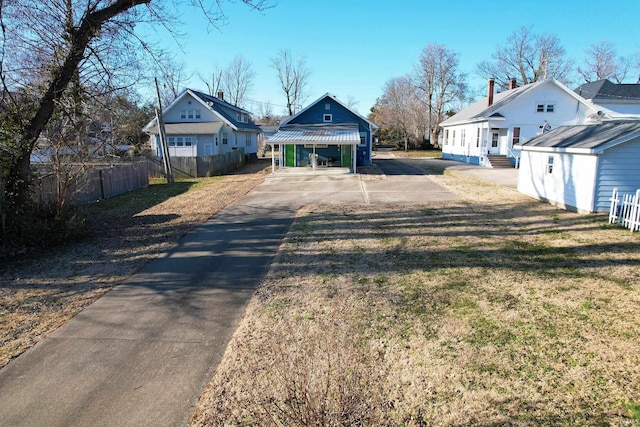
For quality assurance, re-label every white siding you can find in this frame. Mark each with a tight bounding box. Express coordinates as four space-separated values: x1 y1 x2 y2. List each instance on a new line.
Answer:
442 80 596 164
518 150 598 213
594 138 640 212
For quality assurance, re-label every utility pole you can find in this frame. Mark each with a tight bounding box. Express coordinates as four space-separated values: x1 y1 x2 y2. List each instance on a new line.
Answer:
154 77 173 183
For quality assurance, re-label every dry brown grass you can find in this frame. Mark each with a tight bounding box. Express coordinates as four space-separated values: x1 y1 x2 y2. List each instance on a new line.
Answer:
192 169 640 426
0 160 271 368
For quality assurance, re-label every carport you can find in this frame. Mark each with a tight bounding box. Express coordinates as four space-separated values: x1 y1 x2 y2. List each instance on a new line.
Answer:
266 124 359 174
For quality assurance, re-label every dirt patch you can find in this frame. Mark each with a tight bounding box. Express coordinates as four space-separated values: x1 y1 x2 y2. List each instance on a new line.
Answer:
0 160 271 368
192 168 640 426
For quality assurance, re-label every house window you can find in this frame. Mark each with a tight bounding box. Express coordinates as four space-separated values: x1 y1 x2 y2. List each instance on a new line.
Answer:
187 110 194 119
323 114 332 122
176 137 184 147
537 103 555 112
476 128 480 147
547 155 554 174
491 131 499 148
444 130 449 146
184 136 193 147
215 137 218 146
167 137 176 146
195 110 201 119
460 129 466 147
359 132 367 146
222 133 228 144
246 134 251 147
452 130 456 146
325 103 331 110
512 127 521 145
180 110 186 119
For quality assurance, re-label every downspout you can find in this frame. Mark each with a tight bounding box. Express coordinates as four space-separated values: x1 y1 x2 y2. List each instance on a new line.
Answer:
591 155 600 212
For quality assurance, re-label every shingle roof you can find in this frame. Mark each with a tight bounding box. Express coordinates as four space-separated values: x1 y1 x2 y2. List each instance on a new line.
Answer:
190 90 261 132
440 81 542 126
519 121 640 152
145 122 224 135
268 123 361 144
575 79 640 101
440 79 594 127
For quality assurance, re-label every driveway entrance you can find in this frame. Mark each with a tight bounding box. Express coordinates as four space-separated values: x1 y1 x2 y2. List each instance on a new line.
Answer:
246 157 457 207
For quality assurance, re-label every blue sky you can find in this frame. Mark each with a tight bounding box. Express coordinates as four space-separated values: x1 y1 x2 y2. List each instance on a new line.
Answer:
148 0 640 116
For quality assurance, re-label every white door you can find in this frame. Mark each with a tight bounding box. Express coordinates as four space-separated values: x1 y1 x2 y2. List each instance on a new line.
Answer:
488 130 500 155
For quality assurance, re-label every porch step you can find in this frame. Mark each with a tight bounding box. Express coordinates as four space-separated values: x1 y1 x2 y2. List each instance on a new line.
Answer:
487 155 514 169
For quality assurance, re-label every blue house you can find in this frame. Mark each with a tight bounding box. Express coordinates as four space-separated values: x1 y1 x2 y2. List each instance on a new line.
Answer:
268 93 378 173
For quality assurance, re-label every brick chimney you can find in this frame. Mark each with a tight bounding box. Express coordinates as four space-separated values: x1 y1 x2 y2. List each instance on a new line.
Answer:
509 78 517 90
487 78 495 106
217 90 224 100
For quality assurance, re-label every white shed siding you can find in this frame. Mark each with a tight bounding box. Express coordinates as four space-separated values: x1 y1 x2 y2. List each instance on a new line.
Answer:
518 150 598 212
594 138 640 212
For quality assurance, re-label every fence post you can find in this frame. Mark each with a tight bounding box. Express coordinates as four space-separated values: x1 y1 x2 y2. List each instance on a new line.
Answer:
608 187 619 224
630 189 640 232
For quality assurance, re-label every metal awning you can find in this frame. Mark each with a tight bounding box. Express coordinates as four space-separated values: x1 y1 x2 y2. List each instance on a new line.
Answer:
268 125 360 145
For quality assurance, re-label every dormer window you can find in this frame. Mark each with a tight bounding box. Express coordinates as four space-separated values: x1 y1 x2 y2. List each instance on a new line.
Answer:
323 114 332 122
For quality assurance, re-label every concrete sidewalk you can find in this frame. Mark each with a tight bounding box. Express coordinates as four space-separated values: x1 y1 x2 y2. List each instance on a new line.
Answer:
0 201 296 427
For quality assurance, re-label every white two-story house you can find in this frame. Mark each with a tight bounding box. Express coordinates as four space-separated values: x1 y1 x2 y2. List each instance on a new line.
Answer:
143 89 261 159
439 78 607 167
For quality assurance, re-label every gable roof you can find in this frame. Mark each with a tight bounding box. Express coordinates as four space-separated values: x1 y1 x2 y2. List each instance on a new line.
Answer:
440 79 598 127
518 121 640 154
575 79 640 101
280 93 378 129
143 89 261 133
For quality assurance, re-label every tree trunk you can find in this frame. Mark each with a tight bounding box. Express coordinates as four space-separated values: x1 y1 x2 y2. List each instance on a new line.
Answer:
6 0 150 214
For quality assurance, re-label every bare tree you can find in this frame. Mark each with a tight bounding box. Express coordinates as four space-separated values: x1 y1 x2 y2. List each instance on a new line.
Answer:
0 0 273 246
414 43 467 147
222 55 255 108
157 57 191 106
370 76 426 151
198 67 224 96
346 95 359 110
476 26 573 89
577 41 630 83
270 49 311 115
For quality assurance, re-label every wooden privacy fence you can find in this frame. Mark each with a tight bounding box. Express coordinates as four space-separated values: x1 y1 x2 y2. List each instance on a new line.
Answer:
145 150 246 178
33 161 149 207
608 188 640 232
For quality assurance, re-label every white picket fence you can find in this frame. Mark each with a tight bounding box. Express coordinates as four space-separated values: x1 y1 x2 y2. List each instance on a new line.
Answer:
609 188 640 232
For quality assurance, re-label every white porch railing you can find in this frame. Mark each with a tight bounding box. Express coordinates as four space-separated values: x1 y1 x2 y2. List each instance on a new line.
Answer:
609 188 640 232
507 146 521 168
